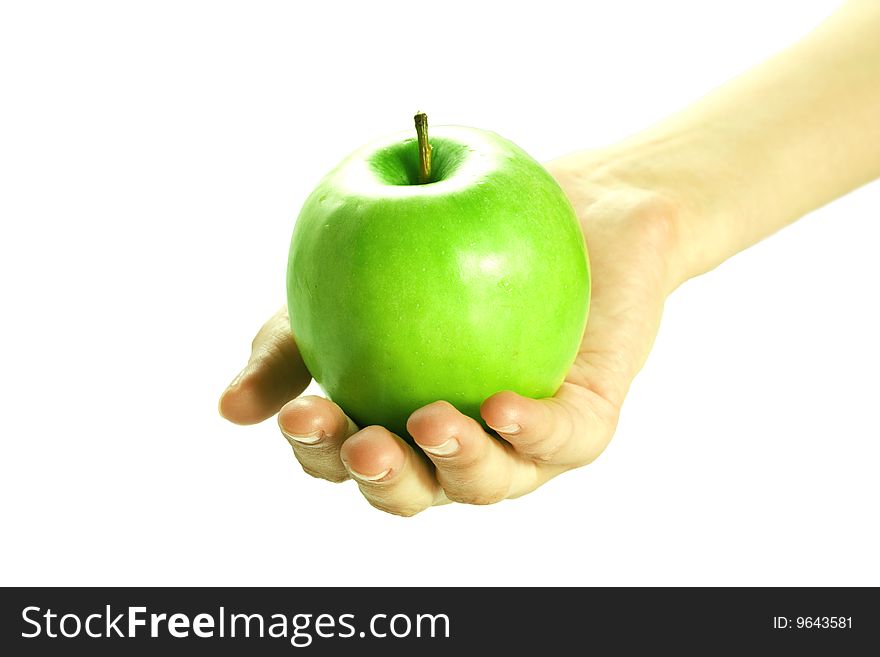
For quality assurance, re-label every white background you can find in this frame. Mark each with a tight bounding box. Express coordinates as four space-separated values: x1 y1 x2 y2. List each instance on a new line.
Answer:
1 0 877 586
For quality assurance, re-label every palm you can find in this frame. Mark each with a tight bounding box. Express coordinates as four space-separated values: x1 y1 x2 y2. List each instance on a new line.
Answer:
219 152 677 515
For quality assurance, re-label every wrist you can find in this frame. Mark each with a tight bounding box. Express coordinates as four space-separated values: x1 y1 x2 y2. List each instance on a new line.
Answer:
578 121 764 288
551 130 720 293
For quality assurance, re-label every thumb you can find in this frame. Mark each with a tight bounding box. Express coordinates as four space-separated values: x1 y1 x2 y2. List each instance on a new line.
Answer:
219 306 312 425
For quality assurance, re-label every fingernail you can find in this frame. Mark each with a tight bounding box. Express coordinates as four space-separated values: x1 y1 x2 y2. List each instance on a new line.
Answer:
348 467 391 482
491 423 521 435
225 366 248 391
419 438 460 457
282 429 324 445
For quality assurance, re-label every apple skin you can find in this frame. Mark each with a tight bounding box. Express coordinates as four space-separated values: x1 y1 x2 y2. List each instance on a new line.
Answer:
287 126 589 438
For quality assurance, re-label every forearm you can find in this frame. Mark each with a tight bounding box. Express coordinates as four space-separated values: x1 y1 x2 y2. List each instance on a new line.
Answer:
600 1 880 286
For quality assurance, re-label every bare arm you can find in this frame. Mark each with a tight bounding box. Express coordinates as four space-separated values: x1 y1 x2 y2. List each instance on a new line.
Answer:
562 0 880 285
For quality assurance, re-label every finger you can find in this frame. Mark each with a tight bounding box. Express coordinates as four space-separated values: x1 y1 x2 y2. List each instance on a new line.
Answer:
219 306 311 425
339 426 444 517
407 401 543 504
480 384 617 467
278 396 358 483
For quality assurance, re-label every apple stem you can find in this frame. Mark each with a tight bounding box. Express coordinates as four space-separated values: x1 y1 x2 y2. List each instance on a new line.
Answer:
414 111 432 184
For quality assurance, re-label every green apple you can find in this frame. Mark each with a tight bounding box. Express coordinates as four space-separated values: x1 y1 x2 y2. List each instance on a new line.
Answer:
287 118 589 438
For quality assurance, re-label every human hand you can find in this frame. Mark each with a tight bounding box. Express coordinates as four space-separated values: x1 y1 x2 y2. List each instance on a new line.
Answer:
219 150 683 515
222 0 880 515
